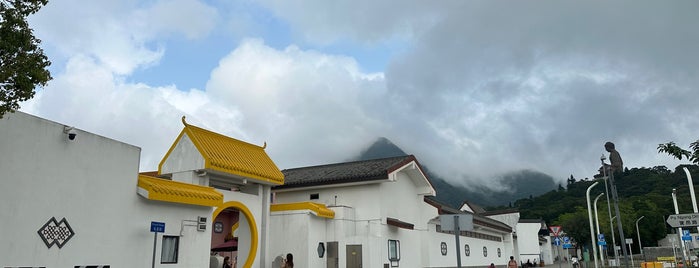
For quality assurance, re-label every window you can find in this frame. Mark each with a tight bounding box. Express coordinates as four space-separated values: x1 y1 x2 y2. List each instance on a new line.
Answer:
161 236 179 264
464 244 470 256
310 193 319 200
388 240 400 267
483 246 488 257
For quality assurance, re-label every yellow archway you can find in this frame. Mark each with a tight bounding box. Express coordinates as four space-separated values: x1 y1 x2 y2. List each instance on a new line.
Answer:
213 201 258 268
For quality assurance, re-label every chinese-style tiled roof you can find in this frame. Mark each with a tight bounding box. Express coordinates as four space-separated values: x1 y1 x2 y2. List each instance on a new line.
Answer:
271 202 335 219
460 200 487 214
478 208 520 216
158 117 284 185
275 155 418 189
137 174 223 207
424 196 513 233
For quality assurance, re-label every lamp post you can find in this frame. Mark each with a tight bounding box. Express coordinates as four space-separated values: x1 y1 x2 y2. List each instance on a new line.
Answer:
602 157 630 268
683 167 699 235
601 154 619 267
672 189 689 266
594 193 606 265
635 216 644 257
587 182 600 268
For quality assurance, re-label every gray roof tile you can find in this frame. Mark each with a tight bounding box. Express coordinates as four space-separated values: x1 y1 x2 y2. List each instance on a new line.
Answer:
276 155 416 189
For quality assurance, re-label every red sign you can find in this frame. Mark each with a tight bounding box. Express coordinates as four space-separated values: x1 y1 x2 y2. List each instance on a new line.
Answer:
549 226 561 236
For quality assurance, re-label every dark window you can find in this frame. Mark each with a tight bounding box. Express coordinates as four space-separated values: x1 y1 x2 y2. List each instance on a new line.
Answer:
161 236 179 264
310 193 319 200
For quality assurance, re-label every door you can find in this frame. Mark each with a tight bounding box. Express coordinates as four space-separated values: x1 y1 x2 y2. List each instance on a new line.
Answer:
327 241 339 268
346 244 362 268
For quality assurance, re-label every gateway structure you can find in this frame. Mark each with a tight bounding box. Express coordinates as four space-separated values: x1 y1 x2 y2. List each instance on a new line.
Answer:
0 112 282 267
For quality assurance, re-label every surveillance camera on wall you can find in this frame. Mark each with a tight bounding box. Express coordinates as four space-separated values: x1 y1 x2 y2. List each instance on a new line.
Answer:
63 126 77 141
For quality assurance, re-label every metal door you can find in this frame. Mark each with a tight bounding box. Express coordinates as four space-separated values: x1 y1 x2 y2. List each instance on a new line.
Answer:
327 241 339 268
346 244 362 268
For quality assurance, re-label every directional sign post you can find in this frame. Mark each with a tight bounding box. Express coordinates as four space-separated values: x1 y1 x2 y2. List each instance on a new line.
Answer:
150 221 165 268
550 226 562 237
598 233 606 246
666 213 699 228
682 230 692 241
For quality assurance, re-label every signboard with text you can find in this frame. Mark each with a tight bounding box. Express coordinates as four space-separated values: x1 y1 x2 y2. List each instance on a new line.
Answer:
666 213 699 228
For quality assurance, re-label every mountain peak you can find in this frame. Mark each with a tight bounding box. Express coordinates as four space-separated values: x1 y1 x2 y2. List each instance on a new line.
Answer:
354 137 407 161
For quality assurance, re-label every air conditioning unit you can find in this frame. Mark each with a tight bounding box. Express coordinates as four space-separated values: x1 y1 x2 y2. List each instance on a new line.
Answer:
197 216 207 232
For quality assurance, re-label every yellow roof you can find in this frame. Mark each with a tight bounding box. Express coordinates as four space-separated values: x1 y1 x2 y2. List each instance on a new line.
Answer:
137 175 223 207
159 117 284 185
271 202 335 219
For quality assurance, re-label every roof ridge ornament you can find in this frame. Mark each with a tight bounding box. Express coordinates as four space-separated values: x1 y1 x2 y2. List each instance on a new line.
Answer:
262 141 266 149
181 116 188 126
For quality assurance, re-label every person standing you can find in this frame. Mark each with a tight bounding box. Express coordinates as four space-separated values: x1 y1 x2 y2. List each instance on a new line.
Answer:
281 253 294 268
508 256 518 268
223 256 232 268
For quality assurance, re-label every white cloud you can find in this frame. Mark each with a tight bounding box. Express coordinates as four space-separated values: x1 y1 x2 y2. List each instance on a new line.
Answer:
22 0 699 190
30 0 218 75
205 39 386 168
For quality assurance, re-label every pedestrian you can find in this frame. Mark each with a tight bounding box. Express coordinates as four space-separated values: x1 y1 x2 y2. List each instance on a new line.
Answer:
281 253 294 268
489 263 496 268
526 259 533 268
223 256 232 268
508 256 518 268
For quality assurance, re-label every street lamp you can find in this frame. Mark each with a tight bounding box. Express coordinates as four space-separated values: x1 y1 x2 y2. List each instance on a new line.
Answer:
594 193 605 265
601 154 619 267
602 154 630 268
673 189 689 265
587 181 600 268
635 216 644 256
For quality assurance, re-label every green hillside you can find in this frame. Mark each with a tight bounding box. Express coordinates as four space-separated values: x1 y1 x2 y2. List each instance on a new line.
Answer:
502 165 699 253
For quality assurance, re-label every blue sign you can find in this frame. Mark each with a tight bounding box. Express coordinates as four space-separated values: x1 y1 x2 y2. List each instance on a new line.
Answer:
563 243 573 249
150 221 165 233
683 230 692 241
597 241 607 246
553 237 561 246
563 236 570 243
598 234 605 242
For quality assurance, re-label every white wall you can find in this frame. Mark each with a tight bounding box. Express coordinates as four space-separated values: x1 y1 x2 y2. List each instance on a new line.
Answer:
517 222 543 263
0 112 213 267
423 224 509 268
160 133 205 175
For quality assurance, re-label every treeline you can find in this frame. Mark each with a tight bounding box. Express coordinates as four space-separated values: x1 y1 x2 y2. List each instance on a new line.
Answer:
491 165 699 253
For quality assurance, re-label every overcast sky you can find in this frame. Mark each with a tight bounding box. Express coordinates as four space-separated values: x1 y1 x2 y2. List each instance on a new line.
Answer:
20 0 699 190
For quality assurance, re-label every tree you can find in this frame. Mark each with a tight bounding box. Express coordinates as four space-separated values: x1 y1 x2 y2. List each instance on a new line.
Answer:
0 0 51 118
657 140 699 164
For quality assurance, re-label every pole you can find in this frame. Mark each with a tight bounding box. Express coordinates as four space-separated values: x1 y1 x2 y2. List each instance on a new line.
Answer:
602 154 619 267
455 215 462 268
595 193 606 265
635 216 644 257
558 243 562 268
673 189 689 266
683 167 699 236
152 232 157 268
587 182 600 268
609 171 630 268
628 241 634 268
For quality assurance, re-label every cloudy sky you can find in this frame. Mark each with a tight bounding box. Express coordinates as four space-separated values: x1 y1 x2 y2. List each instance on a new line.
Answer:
20 0 699 190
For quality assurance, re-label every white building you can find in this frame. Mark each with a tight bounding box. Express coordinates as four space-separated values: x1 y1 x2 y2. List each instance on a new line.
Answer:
269 155 514 268
0 112 283 268
480 209 556 266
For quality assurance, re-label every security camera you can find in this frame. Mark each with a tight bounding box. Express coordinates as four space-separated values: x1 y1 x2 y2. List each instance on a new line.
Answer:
63 126 77 141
